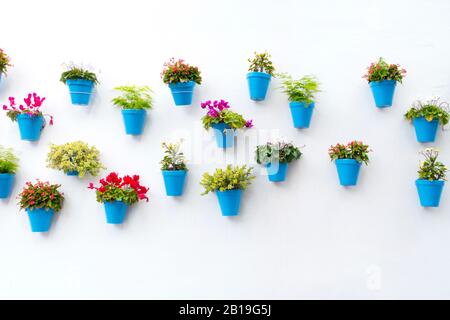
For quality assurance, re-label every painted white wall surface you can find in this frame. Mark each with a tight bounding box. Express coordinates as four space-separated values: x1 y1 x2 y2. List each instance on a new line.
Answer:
0 0 449 300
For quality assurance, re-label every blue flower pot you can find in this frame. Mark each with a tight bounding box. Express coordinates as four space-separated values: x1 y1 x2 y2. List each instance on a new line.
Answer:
247 72 271 101
162 170 187 196
66 79 94 105
369 80 397 108
216 189 242 216
266 162 288 182
416 179 445 207
0 173 15 199
412 117 439 143
27 208 54 233
104 201 129 224
16 114 44 141
289 102 315 128
169 81 195 106
66 170 79 176
122 109 147 135
335 159 362 186
211 123 234 148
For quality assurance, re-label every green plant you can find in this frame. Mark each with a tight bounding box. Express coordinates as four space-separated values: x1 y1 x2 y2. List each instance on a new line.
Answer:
363 57 406 83
0 49 12 76
18 180 64 212
278 73 320 104
328 141 371 165
160 140 187 171
405 97 449 126
161 58 202 84
200 165 255 195
248 51 275 76
46 141 105 177
112 85 153 110
256 142 302 165
201 100 253 130
418 148 447 181
0 146 19 174
60 63 99 84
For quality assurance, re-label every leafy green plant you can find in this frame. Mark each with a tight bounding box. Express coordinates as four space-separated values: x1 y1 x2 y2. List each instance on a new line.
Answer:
112 85 153 110
160 140 187 171
0 145 19 174
278 73 320 104
418 148 447 181
60 63 99 84
200 165 255 195
248 51 275 76
256 142 302 165
201 100 253 130
46 141 105 177
328 141 371 165
0 49 12 76
18 180 64 212
161 58 202 84
405 97 449 126
363 57 406 83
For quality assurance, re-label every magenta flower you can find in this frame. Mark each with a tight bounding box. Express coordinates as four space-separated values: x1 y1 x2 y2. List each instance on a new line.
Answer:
245 120 253 128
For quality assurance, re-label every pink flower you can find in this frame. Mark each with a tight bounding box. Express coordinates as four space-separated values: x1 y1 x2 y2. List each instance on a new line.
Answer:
245 120 253 128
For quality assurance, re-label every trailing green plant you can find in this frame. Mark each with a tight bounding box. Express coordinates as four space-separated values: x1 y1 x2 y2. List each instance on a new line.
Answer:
278 73 320 104
0 145 19 174
328 141 371 165
248 51 275 76
405 97 449 126
161 58 202 84
18 180 64 212
256 141 302 165
363 57 406 83
112 85 153 110
46 141 105 177
60 63 99 84
160 140 187 171
418 148 447 181
200 165 255 195
0 49 12 76
201 100 253 130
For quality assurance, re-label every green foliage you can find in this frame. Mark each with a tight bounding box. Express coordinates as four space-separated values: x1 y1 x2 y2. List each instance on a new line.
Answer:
248 51 275 76
160 140 187 171
96 184 139 205
0 145 19 174
60 64 99 84
46 141 105 177
18 180 64 212
161 58 202 84
418 148 447 181
278 73 320 104
200 165 255 195
256 142 302 165
328 141 371 165
363 57 406 83
405 97 449 126
0 49 12 76
112 85 153 110
202 109 247 130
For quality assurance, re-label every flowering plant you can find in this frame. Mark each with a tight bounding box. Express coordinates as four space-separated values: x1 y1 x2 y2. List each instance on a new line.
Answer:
0 145 19 174
18 180 64 212
200 165 255 195
328 141 371 165
278 73 320 104
60 63 99 84
256 141 302 165
405 97 449 126
201 100 253 130
47 141 105 177
160 140 187 171
248 51 275 76
0 49 12 76
363 57 406 83
161 58 202 85
2 93 54 125
418 148 447 181
88 172 149 205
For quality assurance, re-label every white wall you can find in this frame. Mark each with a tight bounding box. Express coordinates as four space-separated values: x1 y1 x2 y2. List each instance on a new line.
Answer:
0 0 449 299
